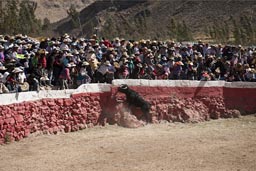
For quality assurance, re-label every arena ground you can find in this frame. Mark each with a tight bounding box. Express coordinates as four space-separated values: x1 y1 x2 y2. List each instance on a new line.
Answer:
0 115 256 171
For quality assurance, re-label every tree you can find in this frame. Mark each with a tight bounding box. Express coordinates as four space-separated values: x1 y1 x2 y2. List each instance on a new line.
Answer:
168 18 177 40
4 0 19 34
67 4 80 28
0 1 5 33
18 0 42 35
180 20 193 41
67 4 83 35
42 18 51 31
168 18 193 41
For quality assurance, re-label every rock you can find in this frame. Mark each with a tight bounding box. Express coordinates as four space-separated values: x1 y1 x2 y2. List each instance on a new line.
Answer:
226 109 241 118
55 99 64 106
14 115 24 123
64 125 71 133
4 118 15 124
64 99 73 106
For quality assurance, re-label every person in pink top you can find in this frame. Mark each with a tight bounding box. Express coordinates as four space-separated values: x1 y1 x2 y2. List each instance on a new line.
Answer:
59 64 71 90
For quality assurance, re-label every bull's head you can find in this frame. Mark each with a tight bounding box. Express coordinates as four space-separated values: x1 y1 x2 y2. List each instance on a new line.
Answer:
118 84 129 93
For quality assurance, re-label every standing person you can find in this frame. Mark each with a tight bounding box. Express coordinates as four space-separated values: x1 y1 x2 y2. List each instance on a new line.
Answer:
59 64 71 90
69 63 78 88
172 61 184 80
105 61 116 83
52 51 63 86
0 73 9 94
46 49 57 86
77 61 91 85
0 45 5 62
95 61 109 83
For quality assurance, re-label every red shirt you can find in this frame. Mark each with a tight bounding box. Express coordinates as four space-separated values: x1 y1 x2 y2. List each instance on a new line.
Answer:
38 56 47 68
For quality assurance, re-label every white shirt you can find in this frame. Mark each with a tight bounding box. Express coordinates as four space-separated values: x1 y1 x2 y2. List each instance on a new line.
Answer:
97 64 109 75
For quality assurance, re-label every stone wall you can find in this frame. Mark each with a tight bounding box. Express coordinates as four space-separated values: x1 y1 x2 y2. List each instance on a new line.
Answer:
0 80 256 144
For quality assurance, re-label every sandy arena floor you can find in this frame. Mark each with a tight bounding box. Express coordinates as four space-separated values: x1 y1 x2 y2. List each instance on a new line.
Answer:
0 115 256 171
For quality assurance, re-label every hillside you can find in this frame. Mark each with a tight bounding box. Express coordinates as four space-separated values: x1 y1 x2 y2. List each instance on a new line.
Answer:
48 0 256 43
32 0 95 23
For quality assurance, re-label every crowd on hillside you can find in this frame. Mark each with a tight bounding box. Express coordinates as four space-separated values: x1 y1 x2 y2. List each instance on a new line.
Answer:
0 33 256 93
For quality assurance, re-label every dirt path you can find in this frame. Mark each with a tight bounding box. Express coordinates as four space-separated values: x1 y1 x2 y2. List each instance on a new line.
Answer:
0 115 256 171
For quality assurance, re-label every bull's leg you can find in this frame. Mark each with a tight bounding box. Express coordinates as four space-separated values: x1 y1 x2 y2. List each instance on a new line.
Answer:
141 103 151 123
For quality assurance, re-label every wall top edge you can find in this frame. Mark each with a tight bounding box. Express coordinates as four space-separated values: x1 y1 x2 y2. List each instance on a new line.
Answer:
0 80 255 106
112 80 256 88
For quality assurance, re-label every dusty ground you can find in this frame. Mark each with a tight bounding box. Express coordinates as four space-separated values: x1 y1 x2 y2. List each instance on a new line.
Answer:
0 115 256 171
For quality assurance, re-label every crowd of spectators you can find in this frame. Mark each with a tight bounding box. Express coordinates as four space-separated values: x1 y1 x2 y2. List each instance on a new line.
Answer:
0 33 256 93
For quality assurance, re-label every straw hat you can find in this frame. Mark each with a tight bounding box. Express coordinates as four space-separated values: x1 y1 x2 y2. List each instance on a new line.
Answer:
79 49 85 54
12 67 23 73
0 66 7 71
20 82 30 91
70 63 76 67
73 49 79 55
214 67 220 73
66 63 72 68
39 49 49 55
113 62 120 68
0 45 4 50
82 61 89 66
104 61 111 66
137 63 143 68
66 53 74 57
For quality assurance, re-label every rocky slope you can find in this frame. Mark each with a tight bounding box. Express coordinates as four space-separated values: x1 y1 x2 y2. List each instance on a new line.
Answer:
32 0 95 23
33 0 256 42
50 0 256 41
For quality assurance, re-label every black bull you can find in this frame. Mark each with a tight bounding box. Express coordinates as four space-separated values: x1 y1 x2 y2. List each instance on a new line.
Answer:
117 84 151 122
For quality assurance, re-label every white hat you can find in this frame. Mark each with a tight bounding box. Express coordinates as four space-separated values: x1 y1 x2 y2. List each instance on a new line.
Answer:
62 46 70 52
66 63 72 67
0 38 7 43
0 66 7 71
73 49 79 55
70 63 76 67
104 61 111 66
12 67 23 73
82 61 89 66
66 53 73 57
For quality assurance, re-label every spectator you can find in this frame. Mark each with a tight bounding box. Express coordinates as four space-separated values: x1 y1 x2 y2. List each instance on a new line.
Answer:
0 33 255 94
59 64 71 90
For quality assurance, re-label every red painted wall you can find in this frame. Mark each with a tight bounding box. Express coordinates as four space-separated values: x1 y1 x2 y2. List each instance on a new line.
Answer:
0 85 256 144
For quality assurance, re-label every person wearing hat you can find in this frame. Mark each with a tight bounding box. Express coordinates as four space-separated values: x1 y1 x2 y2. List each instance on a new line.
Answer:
58 63 71 90
0 45 5 62
130 61 144 79
104 61 116 83
68 62 79 88
12 43 21 57
5 67 23 92
94 60 114 83
0 73 9 94
245 67 255 81
37 49 48 79
60 52 73 68
0 65 7 71
186 61 196 80
60 38 70 52
77 61 91 85
172 60 184 80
